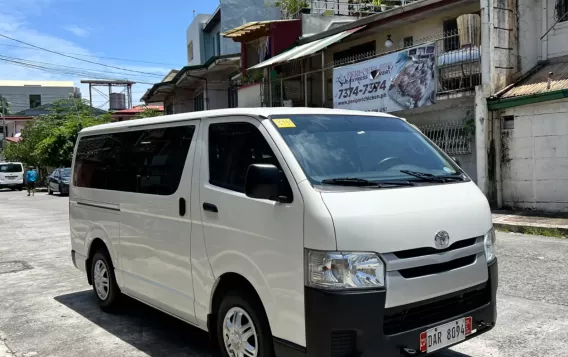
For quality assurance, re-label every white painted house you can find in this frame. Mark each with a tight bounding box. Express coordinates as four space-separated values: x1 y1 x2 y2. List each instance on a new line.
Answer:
486 0 568 212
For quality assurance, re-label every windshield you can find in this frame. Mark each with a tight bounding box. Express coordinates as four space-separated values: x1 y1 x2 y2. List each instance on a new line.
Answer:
271 115 464 185
0 164 23 173
61 168 71 178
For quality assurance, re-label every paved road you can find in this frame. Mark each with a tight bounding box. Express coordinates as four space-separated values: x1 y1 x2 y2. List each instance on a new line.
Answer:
1 190 567 357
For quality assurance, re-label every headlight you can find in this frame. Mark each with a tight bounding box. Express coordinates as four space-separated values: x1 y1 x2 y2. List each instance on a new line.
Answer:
484 228 496 263
306 250 385 289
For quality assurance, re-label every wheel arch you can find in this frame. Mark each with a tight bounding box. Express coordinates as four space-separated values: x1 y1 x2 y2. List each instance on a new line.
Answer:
207 272 272 342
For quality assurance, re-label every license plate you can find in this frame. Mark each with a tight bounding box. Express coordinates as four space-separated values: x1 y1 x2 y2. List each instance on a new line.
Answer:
420 317 472 353
6 176 16 180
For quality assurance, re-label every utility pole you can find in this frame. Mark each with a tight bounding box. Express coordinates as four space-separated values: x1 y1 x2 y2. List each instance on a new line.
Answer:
1 95 5 149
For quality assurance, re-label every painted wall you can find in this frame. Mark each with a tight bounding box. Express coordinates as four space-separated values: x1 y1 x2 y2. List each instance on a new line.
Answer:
187 14 211 66
220 0 281 56
206 83 230 110
500 98 568 212
545 0 568 59
517 0 540 73
164 88 195 114
395 96 478 182
0 86 79 113
204 22 222 61
238 83 262 107
324 2 481 63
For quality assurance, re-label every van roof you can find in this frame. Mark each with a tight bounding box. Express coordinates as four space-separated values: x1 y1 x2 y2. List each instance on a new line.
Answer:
80 107 400 134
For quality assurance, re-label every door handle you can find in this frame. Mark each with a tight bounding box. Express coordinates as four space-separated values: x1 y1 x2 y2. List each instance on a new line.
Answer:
203 202 218 213
179 198 186 216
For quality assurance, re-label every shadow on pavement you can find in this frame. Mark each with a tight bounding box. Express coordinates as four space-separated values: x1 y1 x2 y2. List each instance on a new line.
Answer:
55 290 218 357
434 349 473 357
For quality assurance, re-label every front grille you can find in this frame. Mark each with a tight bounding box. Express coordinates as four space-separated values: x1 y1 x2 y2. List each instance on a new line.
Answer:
331 330 356 357
393 237 477 259
398 255 477 279
383 283 490 335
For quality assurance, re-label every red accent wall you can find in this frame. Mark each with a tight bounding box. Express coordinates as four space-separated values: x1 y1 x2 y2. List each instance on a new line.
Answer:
270 20 302 57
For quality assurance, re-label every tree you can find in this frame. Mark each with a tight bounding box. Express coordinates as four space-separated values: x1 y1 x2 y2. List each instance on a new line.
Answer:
0 96 11 115
136 107 163 119
2 99 111 175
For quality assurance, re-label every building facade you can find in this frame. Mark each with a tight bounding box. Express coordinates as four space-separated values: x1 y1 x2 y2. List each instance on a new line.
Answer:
143 0 282 111
485 0 568 212
0 81 81 113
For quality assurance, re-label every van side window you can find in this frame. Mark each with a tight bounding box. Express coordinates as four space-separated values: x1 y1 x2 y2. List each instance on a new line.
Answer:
74 125 195 195
209 122 280 192
119 126 195 195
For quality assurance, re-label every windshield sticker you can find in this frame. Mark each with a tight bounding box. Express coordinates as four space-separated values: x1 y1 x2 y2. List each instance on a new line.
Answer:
272 118 296 128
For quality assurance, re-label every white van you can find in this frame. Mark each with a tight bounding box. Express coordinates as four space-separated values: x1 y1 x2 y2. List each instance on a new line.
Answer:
69 108 497 357
0 162 24 190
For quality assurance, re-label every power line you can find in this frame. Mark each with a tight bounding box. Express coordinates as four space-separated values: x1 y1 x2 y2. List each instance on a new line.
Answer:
0 57 157 85
0 33 166 78
0 55 165 80
0 43 182 67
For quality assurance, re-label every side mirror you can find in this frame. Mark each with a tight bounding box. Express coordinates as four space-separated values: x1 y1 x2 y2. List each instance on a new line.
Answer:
451 156 461 167
245 164 292 203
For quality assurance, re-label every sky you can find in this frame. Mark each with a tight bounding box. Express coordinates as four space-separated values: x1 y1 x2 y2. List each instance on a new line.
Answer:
0 0 219 110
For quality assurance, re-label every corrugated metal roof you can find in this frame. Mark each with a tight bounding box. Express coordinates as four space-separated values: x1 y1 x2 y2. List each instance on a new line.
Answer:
248 26 365 70
502 62 568 98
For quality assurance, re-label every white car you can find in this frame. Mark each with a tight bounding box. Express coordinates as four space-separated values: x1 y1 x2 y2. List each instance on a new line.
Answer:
0 162 24 191
69 108 497 357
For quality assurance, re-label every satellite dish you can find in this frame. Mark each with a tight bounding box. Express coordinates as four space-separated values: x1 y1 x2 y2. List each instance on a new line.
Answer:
14 132 22 138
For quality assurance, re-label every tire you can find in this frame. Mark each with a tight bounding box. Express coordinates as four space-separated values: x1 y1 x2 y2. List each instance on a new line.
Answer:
17 186 22 191
48 186 53 195
217 290 274 357
91 250 121 311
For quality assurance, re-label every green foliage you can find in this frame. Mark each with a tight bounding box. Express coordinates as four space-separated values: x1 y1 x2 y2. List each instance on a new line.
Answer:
136 108 164 119
274 0 309 18
0 97 11 115
2 99 110 170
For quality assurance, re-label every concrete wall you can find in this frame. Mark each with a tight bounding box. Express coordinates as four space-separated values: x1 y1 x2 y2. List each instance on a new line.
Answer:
220 0 281 56
186 14 211 66
500 98 568 212
0 86 79 113
517 0 540 73
324 2 481 63
165 88 195 114
544 0 568 59
395 96 478 182
206 83 230 110
238 83 262 107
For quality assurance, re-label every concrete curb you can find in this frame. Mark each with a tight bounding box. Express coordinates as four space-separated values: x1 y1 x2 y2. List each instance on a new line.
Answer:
493 222 568 237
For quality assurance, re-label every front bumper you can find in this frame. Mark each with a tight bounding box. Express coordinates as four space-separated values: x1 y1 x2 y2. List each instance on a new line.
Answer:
275 259 498 357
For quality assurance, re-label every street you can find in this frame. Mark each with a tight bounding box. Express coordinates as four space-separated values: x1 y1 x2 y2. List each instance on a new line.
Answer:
1 190 567 357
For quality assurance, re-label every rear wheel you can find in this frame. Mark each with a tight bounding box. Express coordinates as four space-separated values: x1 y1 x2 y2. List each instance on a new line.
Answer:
217 291 274 357
91 250 121 311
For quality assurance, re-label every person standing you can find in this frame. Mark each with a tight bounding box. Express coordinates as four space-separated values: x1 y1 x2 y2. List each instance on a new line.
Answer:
26 166 37 196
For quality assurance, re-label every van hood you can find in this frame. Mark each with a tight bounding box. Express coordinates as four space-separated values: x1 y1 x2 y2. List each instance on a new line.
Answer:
320 181 492 253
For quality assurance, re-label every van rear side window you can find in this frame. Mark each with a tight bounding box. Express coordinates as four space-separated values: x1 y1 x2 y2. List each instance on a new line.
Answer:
74 125 195 195
0 164 22 173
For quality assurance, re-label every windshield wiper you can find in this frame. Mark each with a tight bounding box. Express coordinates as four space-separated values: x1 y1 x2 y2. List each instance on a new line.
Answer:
321 177 414 187
400 170 465 182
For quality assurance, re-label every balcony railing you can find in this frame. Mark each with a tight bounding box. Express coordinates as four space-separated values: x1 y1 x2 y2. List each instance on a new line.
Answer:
308 0 423 17
263 30 482 108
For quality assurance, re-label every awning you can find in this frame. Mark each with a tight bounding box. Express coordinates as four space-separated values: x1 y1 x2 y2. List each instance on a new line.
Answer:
222 20 298 41
248 26 365 70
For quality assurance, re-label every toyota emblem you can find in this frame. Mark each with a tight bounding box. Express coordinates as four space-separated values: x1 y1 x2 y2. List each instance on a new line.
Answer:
434 231 450 249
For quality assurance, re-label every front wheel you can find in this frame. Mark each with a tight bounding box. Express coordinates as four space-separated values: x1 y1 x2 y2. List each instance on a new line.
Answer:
91 250 121 311
48 186 53 195
217 291 274 357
